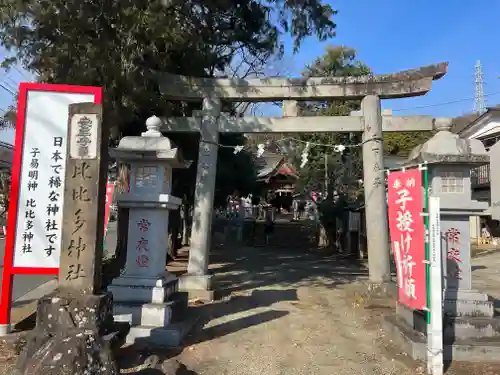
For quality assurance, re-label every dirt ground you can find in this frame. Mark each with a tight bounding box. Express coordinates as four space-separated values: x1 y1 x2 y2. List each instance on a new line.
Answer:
166 246 500 375
3 246 500 374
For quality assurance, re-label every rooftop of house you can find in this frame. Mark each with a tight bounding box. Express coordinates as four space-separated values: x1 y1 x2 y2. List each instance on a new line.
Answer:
451 112 482 134
451 105 500 136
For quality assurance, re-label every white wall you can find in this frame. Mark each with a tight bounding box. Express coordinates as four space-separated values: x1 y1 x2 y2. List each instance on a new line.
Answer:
467 118 500 140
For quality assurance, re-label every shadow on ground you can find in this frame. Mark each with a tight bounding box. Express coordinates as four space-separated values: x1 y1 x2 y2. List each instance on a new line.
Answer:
173 243 369 348
471 265 487 271
209 245 368 297
184 289 295 346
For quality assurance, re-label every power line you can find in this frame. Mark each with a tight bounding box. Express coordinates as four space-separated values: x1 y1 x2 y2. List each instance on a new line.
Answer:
13 66 31 82
0 82 15 96
391 90 500 112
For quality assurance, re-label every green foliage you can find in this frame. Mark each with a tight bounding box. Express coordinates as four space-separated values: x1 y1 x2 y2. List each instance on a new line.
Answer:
383 131 434 157
0 0 337 140
0 169 11 222
304 45 371 78
0 0 338 204
292 45 369 195
0 102 16 129
292 45 434 194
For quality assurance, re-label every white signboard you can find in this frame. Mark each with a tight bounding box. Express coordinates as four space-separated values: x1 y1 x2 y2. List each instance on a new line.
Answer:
13 90 97 269
428 196 443 375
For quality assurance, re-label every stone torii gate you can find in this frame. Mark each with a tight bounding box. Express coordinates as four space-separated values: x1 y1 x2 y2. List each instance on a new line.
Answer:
157 63 448 296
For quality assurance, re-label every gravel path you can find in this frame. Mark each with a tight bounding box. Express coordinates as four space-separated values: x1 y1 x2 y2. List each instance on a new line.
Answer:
178 246 414 375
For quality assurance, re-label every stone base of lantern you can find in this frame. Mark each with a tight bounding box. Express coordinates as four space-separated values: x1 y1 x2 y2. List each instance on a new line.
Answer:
109 273 197 347
113 294 197 347
443 289 495 317
108 273 178 304
382 298 500 362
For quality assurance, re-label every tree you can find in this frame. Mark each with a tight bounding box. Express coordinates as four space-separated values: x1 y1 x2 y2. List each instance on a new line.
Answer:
0 0 338 179
289 45 434 251
0 104 16 220
280 45 370 251
383 131 433 157
0 0 338 280
0 106 16 129
0 0 337 139
289 45 370 196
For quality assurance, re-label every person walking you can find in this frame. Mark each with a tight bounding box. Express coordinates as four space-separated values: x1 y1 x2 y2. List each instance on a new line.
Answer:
263 205 275 245
292 199 299 221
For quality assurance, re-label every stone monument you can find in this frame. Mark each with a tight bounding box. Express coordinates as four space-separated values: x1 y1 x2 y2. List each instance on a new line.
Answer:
108 116 192 346
12 103 127 375
383 118 500 362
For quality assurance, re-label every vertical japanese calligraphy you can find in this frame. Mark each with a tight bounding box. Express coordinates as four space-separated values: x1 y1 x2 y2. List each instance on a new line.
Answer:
10 88 100 270
69 114 98 159
136 218 151 268
445 227 462 281
63 163 92 282
58 103 106 293
44 136 64 258
1 85 102 333
387 168 427 310
22 148 40 255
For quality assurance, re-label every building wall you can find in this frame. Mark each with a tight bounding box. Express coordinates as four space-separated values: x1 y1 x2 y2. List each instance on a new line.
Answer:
463 113 500 240
468 119 500 143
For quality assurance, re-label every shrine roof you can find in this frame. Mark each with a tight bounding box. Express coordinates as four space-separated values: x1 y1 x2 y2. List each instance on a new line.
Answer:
256 152 298 181
256 153 284 179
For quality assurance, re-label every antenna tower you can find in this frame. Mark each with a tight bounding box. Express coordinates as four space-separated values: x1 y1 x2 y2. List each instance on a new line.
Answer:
474 60 487 114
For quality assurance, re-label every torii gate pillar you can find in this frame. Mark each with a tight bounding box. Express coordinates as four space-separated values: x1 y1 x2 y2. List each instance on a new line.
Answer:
177 98 220 298
361 95 390 283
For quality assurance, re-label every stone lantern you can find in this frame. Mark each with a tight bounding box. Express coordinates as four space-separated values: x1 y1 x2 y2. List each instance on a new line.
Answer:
107 116 189 345
385 118 500 361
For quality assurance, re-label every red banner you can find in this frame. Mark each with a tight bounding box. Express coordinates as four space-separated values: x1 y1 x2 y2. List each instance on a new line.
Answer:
387 168 427 310
104 183 115 237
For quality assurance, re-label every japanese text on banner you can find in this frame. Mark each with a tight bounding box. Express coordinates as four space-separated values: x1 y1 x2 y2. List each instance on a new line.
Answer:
387 168 427 310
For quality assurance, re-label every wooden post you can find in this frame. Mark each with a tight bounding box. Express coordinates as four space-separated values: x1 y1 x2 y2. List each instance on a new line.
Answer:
58 102 108 294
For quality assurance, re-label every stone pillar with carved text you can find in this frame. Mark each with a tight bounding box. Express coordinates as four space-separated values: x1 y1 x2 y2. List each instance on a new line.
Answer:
180 97 221 299
13 103 124 375
107 116 191 346
361 95 391 283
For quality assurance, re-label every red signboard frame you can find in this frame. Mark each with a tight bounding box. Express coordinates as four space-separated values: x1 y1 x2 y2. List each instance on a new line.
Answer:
0 83 102 327
387 168 427 310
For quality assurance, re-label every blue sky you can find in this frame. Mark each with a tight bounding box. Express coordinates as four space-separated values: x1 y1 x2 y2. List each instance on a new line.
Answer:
268 0 500 116
1 0 499 143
